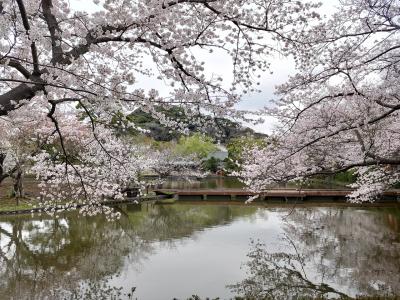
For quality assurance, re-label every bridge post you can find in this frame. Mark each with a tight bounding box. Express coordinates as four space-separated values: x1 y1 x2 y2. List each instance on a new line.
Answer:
202 194 207 200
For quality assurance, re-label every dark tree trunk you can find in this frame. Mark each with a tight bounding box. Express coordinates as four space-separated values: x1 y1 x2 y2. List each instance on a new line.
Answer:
0 153 8 184
13 168 24 203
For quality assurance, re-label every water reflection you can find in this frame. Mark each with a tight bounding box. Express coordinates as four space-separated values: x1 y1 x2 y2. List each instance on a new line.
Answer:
230 207 400 299
0 213 137 299
285 208 400 298
0 204 399 299
228 238 350 299
0 204 257 299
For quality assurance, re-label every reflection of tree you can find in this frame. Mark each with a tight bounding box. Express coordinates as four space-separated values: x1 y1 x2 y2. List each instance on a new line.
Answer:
283 208 400 297
230 207 400 299
56 278 136 300
0 203 257 299
0 213 146 300
229 239 351 300
130 203 257 242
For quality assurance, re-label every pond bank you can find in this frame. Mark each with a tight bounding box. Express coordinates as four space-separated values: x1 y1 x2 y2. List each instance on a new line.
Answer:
0 195 166 215
2 196 399 216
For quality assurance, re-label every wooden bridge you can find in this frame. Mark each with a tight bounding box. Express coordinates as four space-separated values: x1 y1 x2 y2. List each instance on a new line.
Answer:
154 188 400 202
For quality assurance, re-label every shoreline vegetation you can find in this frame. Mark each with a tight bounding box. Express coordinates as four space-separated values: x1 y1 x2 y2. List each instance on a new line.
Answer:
2 203 400 216
1 196 399 215
0 196 166 215
1 175 399 215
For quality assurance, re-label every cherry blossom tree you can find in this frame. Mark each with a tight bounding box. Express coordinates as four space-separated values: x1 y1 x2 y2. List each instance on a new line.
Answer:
30 124 157 220
152 147 204 177
0 99 158 218
0 0 320 118
239 0 400 202
0 0 321 214
0 98 53 197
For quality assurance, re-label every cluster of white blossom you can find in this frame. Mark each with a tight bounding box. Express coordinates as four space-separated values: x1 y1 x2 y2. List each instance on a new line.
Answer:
151 147 206 178
348 167 400 203
0 98 53 186
239 0 400 202
0 98 163 218
0 0 319 123
30 123 162 220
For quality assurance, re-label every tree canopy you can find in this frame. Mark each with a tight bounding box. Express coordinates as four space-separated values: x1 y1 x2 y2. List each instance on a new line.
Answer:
175 133 217 159
0 0 322 214
239 0 400 202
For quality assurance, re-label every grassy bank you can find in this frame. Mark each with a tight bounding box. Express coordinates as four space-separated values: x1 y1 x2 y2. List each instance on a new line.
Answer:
0 176 40 212
0 198 37 212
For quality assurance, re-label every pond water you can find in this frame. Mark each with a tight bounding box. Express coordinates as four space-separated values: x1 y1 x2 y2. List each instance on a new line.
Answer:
0 203 399 299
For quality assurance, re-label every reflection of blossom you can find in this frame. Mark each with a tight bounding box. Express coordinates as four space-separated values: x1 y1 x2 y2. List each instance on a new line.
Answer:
230 207 400 299
0 204 257 299
283 208 400 297
55 278 136 300
0 212 150 300
228 239 350 300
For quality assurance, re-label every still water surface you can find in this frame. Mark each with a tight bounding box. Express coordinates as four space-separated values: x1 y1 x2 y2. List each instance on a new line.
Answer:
0 203 399 299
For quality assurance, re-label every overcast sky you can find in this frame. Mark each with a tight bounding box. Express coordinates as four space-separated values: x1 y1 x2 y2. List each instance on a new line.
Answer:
238 0 338 133
71 0 339 134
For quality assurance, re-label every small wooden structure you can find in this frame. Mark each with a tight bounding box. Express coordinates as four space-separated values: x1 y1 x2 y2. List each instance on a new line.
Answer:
124 187 140 198
154 188 400 202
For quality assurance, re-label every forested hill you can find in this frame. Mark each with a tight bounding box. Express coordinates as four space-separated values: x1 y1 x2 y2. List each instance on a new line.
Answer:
127 108 267 143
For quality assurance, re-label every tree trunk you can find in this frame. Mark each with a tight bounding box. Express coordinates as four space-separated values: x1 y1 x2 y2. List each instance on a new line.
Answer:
13 168 24 204
0 153 6 184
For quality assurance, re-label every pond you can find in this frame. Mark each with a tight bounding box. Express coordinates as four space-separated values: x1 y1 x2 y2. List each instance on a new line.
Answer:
0 203 399 299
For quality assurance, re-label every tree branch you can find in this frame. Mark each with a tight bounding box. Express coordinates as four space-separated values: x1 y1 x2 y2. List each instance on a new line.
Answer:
0 58 31 78
0 80 44 116
16 0 40 75
41 0 67 65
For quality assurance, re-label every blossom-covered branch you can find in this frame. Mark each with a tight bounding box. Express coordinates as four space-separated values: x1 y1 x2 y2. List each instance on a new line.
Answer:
239 0 400 202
